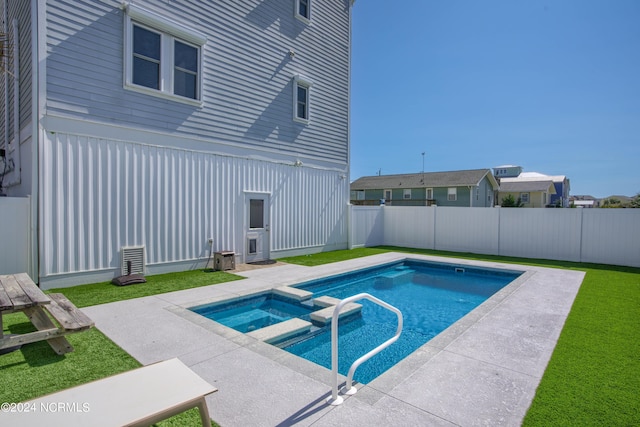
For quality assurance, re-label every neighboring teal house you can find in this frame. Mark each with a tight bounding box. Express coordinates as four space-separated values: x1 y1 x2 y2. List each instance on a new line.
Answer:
350 169 499 207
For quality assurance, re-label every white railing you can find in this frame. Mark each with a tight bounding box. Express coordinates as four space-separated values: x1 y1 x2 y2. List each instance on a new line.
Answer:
326 293 403 406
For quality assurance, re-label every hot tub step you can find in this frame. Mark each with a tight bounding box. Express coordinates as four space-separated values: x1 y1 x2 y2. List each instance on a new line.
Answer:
273 286 313 302
310 303 362 325
246 318 312 344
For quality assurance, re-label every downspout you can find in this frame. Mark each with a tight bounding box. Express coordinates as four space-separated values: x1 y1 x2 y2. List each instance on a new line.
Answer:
9 18 20 186
30 0 43 282
2 18 21 189
2 0 7 160
346 0 355 247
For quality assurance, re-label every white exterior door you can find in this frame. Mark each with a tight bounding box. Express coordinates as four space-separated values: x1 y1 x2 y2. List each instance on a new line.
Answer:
245 193 270 263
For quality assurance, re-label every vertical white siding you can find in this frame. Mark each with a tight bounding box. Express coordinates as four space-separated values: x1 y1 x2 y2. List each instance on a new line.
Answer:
40 132 348 286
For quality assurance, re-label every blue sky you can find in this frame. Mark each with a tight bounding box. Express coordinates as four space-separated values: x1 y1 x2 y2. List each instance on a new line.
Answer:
350 1 640 198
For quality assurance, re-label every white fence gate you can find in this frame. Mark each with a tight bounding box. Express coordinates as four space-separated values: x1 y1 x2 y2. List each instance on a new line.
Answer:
0 197 32 275
350 205 640 268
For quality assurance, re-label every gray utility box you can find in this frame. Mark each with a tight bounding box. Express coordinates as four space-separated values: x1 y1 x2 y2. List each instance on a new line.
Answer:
214 251 235 271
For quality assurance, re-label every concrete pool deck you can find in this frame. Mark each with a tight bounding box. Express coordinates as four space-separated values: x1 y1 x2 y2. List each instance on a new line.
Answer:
82 253 585 426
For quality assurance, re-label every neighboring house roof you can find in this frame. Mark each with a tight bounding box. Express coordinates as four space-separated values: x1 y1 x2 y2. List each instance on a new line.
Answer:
351 169 498 190
501 172 568 184
499 181 557 194
573 200 595 207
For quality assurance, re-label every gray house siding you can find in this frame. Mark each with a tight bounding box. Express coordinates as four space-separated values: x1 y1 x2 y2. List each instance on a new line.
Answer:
1 0 32 143
354 186 491 207
44 0 349 166
472 177 495 207
352 181 496 207
3 0 352 286
1 0 33 200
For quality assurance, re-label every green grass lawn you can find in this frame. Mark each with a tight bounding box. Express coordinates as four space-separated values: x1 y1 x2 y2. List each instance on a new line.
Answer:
2 249 638 426
49 269 243 308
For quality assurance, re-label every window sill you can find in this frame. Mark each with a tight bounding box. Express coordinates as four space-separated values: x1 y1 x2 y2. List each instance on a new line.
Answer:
293 116 310 125
124 83 203 107
295 14 311 25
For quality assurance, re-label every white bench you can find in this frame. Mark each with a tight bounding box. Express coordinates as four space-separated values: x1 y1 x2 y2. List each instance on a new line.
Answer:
2 358 217 426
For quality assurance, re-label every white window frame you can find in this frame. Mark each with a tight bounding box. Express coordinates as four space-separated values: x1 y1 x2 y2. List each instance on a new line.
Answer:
293 75 312 124
403 189 412 199
295 0 311 23
124 3 206 105
426 188 433 199
520 193 530 204
448 187 457 201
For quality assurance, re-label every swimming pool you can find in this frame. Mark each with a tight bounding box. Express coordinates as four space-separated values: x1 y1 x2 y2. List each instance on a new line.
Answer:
191 259 522 384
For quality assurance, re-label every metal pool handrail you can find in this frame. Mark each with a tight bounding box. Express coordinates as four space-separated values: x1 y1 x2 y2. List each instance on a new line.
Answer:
326 293 403 406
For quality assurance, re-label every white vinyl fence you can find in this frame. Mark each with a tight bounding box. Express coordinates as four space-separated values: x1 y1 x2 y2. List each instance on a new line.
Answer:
0 197 32 275
349 205 640 268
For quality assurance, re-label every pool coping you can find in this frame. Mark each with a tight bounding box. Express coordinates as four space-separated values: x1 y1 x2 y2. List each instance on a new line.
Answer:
82 253 585 426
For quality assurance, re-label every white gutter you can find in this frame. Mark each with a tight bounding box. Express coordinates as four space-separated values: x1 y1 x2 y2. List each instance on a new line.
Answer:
30 0 44 281
2 0 7 166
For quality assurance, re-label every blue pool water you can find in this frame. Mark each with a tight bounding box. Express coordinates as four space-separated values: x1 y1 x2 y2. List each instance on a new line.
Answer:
192 294 315 333
191 259 522 384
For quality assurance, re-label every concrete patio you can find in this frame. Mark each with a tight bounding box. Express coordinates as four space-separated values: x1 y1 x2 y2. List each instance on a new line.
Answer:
82 253 584 426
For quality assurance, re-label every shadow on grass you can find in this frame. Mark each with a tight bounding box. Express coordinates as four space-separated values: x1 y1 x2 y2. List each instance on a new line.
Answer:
4 316 67 367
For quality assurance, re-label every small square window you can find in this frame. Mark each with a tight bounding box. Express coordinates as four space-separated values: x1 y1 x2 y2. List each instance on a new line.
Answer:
520 193 530 204
295 0 311 22
403 189 411 199
448 187 457 201
293 75 312 124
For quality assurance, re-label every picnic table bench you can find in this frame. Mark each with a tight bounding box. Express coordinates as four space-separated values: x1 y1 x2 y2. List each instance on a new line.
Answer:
1 358 218 426
0 273 93 355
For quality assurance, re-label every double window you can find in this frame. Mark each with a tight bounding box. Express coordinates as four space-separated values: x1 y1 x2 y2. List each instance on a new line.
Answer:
293 75 312 124
125 4 206 103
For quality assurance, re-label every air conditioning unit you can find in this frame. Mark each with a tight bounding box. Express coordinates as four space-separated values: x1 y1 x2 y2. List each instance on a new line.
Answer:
120 246 145 276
